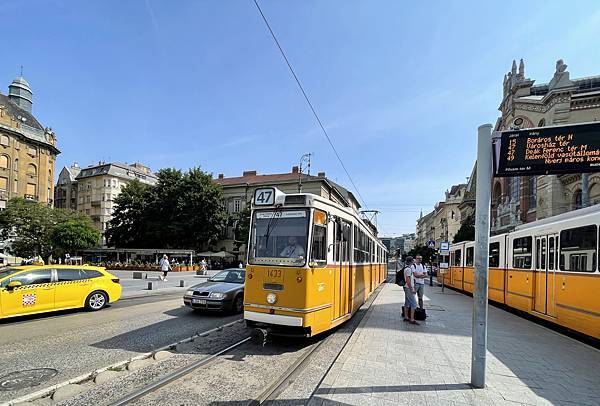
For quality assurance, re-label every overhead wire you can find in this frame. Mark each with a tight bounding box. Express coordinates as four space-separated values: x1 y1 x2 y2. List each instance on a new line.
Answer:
252 0 368 209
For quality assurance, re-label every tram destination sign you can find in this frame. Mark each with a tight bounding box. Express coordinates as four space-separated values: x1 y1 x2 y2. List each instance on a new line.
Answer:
494 122 600 177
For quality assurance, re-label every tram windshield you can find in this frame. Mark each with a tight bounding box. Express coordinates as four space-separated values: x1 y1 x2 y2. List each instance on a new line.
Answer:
248 209 309 266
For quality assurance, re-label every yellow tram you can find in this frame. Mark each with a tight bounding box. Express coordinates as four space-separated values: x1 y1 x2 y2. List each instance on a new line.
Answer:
243 187 387 338
443 205 600 339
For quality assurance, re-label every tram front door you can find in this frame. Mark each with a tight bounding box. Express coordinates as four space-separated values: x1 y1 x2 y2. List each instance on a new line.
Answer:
533 234 558 317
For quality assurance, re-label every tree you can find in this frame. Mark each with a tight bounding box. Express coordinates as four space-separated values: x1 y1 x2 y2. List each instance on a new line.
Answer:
50 218 101 256
453 214 475 243
407 245 436 263
233 204 251 251
106 167 227 250
0 198 98 261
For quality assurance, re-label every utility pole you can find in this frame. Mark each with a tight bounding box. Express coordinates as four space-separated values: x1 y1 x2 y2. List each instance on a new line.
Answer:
298 153 312 192
472 124 493 389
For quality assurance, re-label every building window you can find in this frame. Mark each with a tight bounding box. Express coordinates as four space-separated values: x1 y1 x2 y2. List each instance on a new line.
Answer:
0 155 8 169
0 177 7 191
0 135 9 147
509 177 520 203
13 158 18 172
27 146 37 157
15 140 20 150
234 199 241 213
573 189 582 210
27 164 37 177
528 177 537 209
26 183 36 197
538 118 546 127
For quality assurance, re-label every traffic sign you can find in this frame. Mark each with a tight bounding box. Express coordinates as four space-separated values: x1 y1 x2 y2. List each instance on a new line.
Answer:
440 242 449 250
427 240 435 249
494 122 600 177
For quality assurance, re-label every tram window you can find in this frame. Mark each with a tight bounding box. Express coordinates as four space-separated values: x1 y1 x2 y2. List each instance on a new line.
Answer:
248 209 309 267
560 225 597 272
513 237 532 269
541 239 546 270
311 224 327 266
489 242 500 267
334 220 340 262
549 237 555 270
465 247 474 266
452 249 461 266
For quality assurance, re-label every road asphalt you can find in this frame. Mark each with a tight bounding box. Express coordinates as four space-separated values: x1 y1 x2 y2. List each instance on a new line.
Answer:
0 290 240 403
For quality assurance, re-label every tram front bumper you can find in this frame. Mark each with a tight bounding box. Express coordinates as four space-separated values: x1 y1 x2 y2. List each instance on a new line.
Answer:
244 310 303 327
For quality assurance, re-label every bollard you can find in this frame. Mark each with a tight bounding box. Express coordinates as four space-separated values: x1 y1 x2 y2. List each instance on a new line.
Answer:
133 272 143 279
179 280 185 287
147 281 154 290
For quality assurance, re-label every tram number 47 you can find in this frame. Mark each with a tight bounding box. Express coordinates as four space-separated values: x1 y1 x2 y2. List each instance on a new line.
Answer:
254 188 275 205
268 269 282 278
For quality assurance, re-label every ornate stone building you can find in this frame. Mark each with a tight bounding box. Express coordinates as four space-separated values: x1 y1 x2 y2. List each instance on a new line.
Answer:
416 183 466 246
491 59 600 234
0 75 59 209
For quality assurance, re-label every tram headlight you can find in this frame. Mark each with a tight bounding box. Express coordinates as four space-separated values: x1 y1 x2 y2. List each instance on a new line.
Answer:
266 293 277 304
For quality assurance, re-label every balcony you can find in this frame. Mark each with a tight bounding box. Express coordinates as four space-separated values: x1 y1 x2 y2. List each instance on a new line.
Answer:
91 199 102 207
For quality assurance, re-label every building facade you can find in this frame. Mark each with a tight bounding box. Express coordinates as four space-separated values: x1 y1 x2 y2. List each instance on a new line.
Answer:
55 162 157 244
416 184 466 246
0 75 59 209
54 163 81 210
491 59 600 234
214 166 361 253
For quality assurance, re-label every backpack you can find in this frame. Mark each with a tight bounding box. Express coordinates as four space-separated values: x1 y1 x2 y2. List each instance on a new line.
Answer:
395 267 407 286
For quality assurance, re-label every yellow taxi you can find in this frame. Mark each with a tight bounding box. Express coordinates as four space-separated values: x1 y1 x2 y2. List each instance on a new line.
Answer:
0 265 121 319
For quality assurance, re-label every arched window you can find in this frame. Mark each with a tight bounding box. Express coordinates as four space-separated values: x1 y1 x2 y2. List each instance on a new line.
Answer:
538 118 546 127
0 155 9 169
573 189 582 210
590 183 600 205
0 135 9 146
13 158 18 172
27 163 37 176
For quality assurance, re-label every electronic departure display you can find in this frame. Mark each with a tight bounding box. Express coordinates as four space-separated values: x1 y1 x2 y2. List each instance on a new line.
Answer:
494 122 600 177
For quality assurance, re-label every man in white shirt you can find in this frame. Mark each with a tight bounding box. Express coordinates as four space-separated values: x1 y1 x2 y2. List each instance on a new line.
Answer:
403 256 419 324
280 236 305 258
413 255 427 309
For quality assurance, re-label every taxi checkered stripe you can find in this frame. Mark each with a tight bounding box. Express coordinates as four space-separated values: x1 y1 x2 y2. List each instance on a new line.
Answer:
12 279 93 290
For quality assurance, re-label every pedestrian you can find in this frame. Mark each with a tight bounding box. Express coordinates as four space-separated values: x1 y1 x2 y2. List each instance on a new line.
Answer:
159 254 171 281
413 255 428 309
403 256 419 325
200 258 207 272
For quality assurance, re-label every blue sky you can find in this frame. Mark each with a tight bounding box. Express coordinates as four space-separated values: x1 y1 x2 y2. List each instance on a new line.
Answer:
1 0 600 236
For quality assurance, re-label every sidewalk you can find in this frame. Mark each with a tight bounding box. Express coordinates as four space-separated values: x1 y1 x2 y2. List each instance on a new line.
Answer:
112 270 221 298
312 281 600 405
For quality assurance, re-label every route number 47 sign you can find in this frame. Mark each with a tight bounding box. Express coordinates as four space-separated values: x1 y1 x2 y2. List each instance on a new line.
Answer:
254 188 275 205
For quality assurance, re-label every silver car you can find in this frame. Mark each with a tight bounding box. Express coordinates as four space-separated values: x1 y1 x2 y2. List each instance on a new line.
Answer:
183 269 245 313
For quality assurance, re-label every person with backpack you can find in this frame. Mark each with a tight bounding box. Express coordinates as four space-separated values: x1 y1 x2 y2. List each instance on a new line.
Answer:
401 256 419 325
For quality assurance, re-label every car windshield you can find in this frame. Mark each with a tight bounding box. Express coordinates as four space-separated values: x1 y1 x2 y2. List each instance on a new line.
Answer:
248 209 309 266
209 270 245 284
0 267 21 281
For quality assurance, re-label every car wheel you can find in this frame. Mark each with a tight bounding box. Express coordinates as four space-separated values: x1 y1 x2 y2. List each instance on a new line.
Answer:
85 291 108 311
233 295 244 314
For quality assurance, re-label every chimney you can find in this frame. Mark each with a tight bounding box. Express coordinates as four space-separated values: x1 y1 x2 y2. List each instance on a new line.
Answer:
243 170 257 177
318 172 326 178
218 173 224 179
291 166 299 174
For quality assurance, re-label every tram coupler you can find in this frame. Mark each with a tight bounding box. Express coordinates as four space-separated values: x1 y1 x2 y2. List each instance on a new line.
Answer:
250 327 270 346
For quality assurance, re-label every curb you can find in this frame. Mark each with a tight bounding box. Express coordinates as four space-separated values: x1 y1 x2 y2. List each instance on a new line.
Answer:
3 318 244 406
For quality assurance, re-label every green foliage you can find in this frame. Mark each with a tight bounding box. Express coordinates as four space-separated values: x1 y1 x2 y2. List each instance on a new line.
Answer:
407 245 436 263
453 214 475 243
50 218 101 256
0 198 98 260
106 168 227 250
233 204 251 250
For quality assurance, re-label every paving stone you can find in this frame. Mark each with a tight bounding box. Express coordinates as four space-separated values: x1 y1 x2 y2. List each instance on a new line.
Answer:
153 350 174 361
311 280 600 406
51 384 83 402
126 358 153 371
93 369 121 384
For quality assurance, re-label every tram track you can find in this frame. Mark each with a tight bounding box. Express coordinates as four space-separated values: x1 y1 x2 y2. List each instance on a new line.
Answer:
107 281 387 406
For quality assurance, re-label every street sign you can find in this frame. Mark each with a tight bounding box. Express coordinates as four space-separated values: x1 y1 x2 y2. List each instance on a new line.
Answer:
494 122 600 177
440 241 449 250
427 240 435 249
440 250 449 256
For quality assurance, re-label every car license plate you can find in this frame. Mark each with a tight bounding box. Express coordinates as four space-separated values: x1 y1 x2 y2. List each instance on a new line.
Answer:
192 299 206 305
